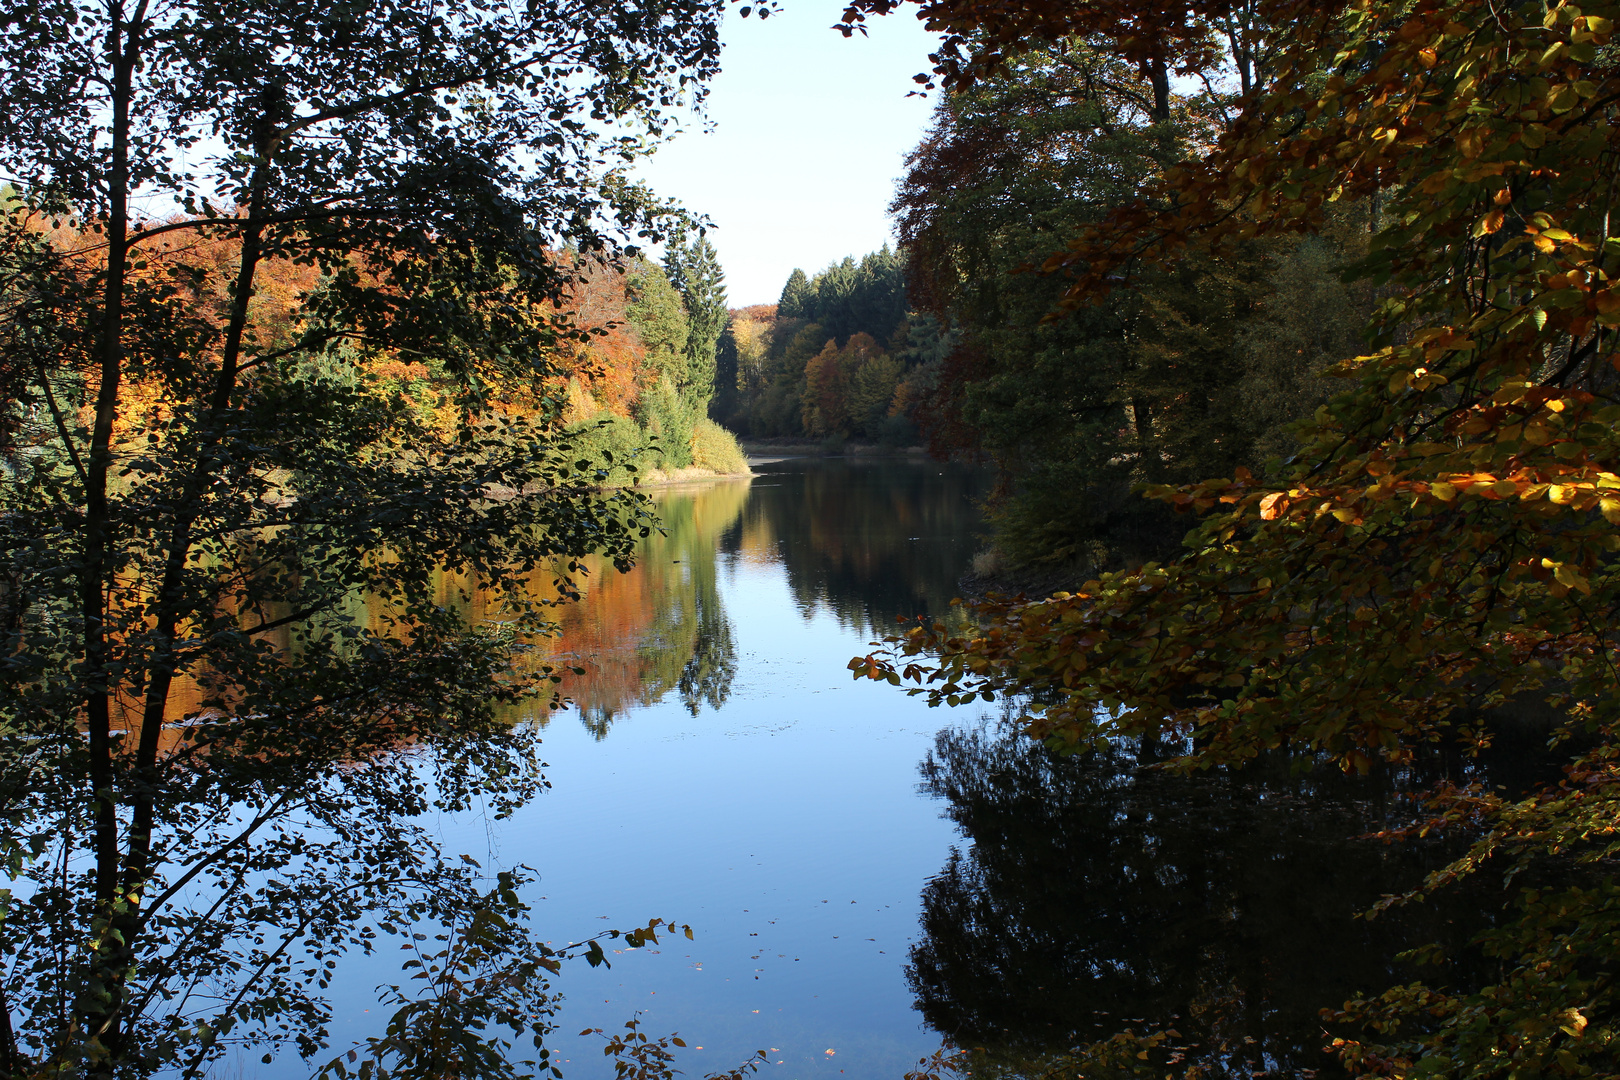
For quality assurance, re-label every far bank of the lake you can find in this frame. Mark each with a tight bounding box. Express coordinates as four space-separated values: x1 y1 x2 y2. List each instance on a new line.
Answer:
636 463 754 487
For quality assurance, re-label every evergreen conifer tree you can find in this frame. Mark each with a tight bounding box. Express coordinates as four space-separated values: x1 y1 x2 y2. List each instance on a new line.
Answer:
777 267 811 319
662 224 691 297
675 234 728 409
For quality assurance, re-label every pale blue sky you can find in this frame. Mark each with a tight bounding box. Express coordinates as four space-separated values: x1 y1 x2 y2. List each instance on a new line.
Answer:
631 1 944 306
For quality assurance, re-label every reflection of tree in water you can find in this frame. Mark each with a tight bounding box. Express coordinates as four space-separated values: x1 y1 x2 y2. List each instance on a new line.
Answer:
726 458 992 635
909 719 1501 1078
494 459 987 733
509 480 746 737
677 586 736 715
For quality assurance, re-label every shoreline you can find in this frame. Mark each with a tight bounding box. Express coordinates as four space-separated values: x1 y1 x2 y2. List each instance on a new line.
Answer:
739 438 932 461
635 464 753 488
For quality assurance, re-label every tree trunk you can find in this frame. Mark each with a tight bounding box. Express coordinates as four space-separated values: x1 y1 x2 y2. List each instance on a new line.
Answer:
82 1 139 1071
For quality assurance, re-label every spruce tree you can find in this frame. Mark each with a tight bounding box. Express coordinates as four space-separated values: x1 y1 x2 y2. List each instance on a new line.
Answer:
777 267 811 319
675 234 728 409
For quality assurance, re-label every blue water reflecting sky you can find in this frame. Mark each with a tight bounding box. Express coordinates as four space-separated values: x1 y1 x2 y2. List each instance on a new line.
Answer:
313 457 993 1080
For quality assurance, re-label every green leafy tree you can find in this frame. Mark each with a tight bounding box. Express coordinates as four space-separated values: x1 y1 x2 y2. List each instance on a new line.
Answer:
628 260 692 386
848 350 904 438
892 39 1366 571
635 374 698 468
0 0 738 1075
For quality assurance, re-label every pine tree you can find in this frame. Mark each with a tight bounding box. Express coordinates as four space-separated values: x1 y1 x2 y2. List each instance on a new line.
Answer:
777 267 811 319
675 234 728 409
662 223 691 297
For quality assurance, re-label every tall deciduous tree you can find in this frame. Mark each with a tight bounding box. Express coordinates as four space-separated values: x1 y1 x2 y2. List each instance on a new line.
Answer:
0 0 736 1075
855 0 1620 1074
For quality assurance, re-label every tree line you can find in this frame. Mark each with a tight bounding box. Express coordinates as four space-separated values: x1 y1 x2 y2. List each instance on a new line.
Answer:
712 247 956 445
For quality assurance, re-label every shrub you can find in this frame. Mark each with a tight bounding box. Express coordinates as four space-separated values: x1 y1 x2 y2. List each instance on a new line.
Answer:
562 413 650 487
690 418 749 476
633 375 696 468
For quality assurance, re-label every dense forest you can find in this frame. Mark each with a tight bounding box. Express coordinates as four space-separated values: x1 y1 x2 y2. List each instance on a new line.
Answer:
889 41 1379 574
851 0 1620 1075
712 247 956 445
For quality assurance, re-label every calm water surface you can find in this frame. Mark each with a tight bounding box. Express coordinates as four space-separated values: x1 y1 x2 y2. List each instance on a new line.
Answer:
323 456 997 1080
308 456 1511 1080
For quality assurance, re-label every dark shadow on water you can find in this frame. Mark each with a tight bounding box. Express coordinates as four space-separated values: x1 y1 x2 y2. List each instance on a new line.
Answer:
724 457 994 636
908 718 1524 1078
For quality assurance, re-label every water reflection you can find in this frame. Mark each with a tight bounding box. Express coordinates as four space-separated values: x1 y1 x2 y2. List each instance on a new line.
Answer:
494 457 991 739
726 458 991 635
526 479 749 736
909 720 1498 1078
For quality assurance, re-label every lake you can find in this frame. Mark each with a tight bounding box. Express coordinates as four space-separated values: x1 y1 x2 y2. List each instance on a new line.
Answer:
308 454 1509 1080
314 454 998 1080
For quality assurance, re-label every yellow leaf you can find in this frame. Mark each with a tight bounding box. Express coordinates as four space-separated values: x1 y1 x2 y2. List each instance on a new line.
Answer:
1554 563 1592 594
1431 482 1459 501
1562 1009 1591 1036
1602 497 1620 524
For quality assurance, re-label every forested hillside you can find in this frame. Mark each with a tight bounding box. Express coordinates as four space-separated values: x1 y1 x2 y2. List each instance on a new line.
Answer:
714 247 956 444
38 214 750 483
555 235 747 481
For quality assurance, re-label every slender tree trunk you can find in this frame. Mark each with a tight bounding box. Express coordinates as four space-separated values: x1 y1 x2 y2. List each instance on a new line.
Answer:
1131 394 1156 455
119 156 272 1068
82 1 139 1071
1146 56 1171 123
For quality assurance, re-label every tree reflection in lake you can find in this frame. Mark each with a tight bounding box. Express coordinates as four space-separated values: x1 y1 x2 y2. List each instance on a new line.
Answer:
528 480 748 736
497 457 991 739
909 718 1498 1078
726 457 993 636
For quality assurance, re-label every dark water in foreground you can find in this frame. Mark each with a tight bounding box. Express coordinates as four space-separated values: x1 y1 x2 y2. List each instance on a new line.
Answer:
307 456 1503 1080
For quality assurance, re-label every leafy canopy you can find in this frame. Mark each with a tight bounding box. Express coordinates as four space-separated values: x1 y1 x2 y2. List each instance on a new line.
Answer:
854 0 1620 1073
0 0 738 1076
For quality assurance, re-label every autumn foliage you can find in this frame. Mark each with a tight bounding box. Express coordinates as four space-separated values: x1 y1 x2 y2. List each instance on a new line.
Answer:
18 219 703 452
852 0 1620 1073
